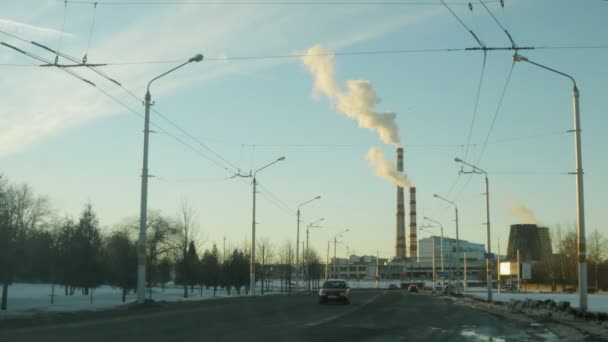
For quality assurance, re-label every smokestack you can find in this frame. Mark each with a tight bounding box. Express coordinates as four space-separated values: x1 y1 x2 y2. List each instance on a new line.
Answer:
395 147 406 259
409 187 417 262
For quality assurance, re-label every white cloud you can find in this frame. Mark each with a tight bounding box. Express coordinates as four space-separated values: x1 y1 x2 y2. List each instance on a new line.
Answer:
0 19 74 40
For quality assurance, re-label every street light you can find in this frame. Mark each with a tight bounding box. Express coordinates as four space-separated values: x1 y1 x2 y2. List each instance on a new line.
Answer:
250 156 285 296
296 195 321 290
454 157 492 302
332 229 350 279
434 194 460 291
423 217 444 293
305 218 324 291
419 225 437 293
513 53 588 311
136 53 203 304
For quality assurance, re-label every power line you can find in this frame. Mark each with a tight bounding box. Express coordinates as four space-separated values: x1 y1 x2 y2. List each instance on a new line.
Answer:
3 45 608 68
475 60 515 165
463 51 487 160
61 0 501 6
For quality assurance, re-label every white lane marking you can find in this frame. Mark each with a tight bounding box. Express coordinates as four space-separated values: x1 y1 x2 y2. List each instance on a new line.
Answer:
305 292 384 328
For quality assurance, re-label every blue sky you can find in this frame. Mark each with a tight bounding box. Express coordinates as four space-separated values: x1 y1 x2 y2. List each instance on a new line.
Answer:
0 0 606 259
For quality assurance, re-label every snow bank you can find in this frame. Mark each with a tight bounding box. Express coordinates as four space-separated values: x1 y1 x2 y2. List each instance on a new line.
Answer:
466 289 608 313
0 282 285 318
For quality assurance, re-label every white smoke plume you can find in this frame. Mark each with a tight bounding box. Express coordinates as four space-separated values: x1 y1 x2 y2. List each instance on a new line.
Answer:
300 45 401 146
508 204 538 224
365 147 410 187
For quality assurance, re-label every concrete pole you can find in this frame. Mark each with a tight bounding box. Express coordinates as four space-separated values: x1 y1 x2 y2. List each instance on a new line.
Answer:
455 207 460 290
306 227 309 291
250 176 257 296
334 237 337 278
325 241 330 281
573 86 588 311
346 246 350 280
296 209 300 290
440 228 444 293
432 237 436 293
497 239 501 293
485 175 492 302
464 252 467 292
376 251 380 289
517 249 521 293
136 90 151 304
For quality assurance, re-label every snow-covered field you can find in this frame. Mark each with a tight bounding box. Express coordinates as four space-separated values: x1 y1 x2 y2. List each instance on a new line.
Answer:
466 288 608 313
0 283 282 318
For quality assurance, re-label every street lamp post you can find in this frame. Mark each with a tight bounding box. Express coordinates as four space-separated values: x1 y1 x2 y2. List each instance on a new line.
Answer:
305 218 324 291
136 53 203 304
332 229 350 279
296 196 321 290
454 157 492 302
419 225 437 293
513 53 587 311
424 218 444 293
249 156 285 296
433 194 460 291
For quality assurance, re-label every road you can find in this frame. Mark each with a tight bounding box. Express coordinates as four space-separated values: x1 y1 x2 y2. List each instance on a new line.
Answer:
0 290 559 342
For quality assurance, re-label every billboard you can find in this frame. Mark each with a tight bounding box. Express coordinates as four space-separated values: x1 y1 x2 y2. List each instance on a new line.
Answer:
499 262 532 280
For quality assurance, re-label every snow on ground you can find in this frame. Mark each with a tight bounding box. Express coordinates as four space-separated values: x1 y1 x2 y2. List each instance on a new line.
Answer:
0 282 282 318
466 288 608 313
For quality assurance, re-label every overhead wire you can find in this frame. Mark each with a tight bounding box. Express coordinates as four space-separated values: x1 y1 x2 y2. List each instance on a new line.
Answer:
463 51 487 161
83 1 99 63
475 60 515 165
61 0 502 6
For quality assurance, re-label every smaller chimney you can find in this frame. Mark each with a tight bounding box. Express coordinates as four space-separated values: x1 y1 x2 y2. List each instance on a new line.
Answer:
409 187 417 262
395 147 406 259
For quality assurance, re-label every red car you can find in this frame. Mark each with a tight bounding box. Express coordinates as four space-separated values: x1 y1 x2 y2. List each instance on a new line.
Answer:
319 279 351 304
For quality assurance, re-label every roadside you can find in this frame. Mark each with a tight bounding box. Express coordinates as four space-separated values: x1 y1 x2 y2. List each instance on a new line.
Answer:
453 293 608 341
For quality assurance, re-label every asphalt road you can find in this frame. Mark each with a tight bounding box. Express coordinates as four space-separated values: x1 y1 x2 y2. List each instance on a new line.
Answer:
0 290 559 342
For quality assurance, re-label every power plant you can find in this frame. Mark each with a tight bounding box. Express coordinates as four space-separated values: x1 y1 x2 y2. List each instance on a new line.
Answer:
395 147 406 259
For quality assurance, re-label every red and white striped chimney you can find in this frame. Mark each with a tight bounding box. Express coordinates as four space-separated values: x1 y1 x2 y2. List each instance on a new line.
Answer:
409 187 417 261
395 147 406 259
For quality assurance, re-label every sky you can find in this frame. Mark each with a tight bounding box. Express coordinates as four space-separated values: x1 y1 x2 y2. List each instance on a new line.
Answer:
0 0 607 261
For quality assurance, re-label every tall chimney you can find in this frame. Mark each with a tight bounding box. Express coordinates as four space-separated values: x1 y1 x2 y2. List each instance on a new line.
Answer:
409 187 417 262
395 147 406 259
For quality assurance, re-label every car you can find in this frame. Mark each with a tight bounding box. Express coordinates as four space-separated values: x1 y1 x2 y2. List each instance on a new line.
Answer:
407 284 418 293
319 279 351 304
388 284 399 290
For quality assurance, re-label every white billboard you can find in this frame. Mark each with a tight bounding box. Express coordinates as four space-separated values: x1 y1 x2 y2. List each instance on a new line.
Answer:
499 262 532 280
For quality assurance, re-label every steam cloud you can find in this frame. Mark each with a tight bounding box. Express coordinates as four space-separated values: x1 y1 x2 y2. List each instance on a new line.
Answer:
300 45 401 146
508 204 538 224
365 147 410 187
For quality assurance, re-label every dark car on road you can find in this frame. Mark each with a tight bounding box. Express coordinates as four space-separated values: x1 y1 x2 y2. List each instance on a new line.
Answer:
388 284 399 290
408 284 418 293
319 279 351 304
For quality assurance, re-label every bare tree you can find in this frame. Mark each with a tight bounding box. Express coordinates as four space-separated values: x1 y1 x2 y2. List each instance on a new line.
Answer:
588 229 607 291
174 200 199 298
257 238 275 294
278 240 295 293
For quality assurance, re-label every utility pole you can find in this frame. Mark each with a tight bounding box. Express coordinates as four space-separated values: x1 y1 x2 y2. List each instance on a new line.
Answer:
376 251 380 289
250 176 257 296
334 236 338 279
346 245 350 280
432 236 436 293
464 251 467 292
325 241 330 280
136 54 203 304
296 196 321 291
223 236 226 263
517 249 521 293
454 158 492 302
497 239 501 293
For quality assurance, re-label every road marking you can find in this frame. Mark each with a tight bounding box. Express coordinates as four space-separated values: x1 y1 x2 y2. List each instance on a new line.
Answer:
304 292 384 328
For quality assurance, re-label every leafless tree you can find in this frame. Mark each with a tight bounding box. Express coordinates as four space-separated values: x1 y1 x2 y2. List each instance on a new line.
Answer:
257 238 275 293
588 229 607 290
